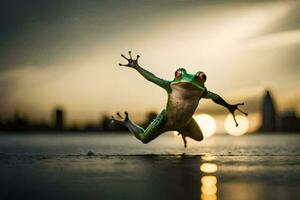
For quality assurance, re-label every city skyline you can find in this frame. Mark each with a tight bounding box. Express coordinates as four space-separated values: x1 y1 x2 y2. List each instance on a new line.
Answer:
1 89 299 134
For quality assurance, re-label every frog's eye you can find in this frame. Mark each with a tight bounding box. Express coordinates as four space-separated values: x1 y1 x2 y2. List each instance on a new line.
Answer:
197 72 206 83
175 68 182 78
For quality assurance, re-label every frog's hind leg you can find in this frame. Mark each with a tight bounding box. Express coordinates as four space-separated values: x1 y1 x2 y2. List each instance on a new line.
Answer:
112 111 144 136
140 110 167 143
178 118 204 148
181 134 187 148
112 110 167 144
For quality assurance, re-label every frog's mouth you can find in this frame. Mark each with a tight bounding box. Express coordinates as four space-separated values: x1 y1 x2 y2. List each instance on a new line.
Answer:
172 81 204 91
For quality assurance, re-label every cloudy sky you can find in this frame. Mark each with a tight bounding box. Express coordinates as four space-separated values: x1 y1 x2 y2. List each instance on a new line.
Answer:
0 0 299 129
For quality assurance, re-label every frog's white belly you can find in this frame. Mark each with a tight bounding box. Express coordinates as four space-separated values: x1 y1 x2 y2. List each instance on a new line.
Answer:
165 84 202 129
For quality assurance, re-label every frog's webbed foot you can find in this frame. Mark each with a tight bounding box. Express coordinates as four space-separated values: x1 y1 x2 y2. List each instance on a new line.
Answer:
111 111 129 127
119 51 140 68
112 111 145 138
229 102 248 127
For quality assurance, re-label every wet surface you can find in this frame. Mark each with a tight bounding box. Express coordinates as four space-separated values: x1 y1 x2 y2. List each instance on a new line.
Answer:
0 133 299 200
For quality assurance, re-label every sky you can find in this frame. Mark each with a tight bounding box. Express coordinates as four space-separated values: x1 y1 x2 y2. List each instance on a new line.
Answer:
0 0 299 130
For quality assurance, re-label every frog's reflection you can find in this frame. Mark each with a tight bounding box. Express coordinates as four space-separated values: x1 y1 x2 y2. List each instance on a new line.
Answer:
200 156 218 200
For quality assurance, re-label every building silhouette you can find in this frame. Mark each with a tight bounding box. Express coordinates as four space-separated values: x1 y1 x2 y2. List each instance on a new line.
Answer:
279 110 300 132
261 90 277 132
54 108 64 130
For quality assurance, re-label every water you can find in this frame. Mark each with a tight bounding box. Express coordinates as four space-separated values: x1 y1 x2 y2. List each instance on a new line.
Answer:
0 133 299 200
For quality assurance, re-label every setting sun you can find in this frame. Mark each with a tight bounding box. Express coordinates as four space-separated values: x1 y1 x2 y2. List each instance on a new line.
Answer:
225 114 249 136
194 114 216 138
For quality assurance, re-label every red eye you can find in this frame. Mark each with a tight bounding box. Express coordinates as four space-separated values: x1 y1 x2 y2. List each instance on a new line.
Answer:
198 72 206 83
175 69 182 78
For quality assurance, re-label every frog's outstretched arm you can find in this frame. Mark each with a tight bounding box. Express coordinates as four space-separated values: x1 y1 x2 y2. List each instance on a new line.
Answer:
119 51 171 93
203 90 248 126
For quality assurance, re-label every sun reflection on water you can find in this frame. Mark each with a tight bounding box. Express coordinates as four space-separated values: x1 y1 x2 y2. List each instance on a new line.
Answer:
200 193 217 200
201 185 218 196
200 161 218 200
200 163 218 173
201 176 217 186
202 155 217 162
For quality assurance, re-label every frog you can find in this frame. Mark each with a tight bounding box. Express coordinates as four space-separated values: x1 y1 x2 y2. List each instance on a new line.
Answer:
112 51 248 148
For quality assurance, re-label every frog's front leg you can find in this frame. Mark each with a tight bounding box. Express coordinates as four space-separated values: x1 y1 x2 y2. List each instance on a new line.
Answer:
119 51 171 93
112 110 167 144
203 90 248 127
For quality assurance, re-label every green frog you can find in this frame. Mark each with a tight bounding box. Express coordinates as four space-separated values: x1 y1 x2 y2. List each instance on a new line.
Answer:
112 51 247 147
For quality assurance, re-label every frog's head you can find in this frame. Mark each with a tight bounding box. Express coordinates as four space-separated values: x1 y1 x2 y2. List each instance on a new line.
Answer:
171 68 206 91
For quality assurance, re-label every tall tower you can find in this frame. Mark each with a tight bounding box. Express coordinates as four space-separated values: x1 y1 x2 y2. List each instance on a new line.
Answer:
261 90 277 132
54 108 64 130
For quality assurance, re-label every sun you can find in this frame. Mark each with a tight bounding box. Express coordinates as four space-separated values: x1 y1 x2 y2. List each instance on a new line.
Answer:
194 114 216 138
225 114 249 136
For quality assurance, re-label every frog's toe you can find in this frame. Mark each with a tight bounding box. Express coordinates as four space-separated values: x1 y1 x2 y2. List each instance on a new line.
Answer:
181 135 187 148
116 112 123 119
111 116 124 125
124 111 129 120
111 111 130 126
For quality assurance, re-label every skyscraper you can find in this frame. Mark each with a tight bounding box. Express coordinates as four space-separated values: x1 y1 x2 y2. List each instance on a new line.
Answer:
261 90 277 132
54 108 64 130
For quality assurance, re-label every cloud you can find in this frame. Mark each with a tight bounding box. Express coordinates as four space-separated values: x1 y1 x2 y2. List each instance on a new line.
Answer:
0 0 206 70
256 2 300 36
